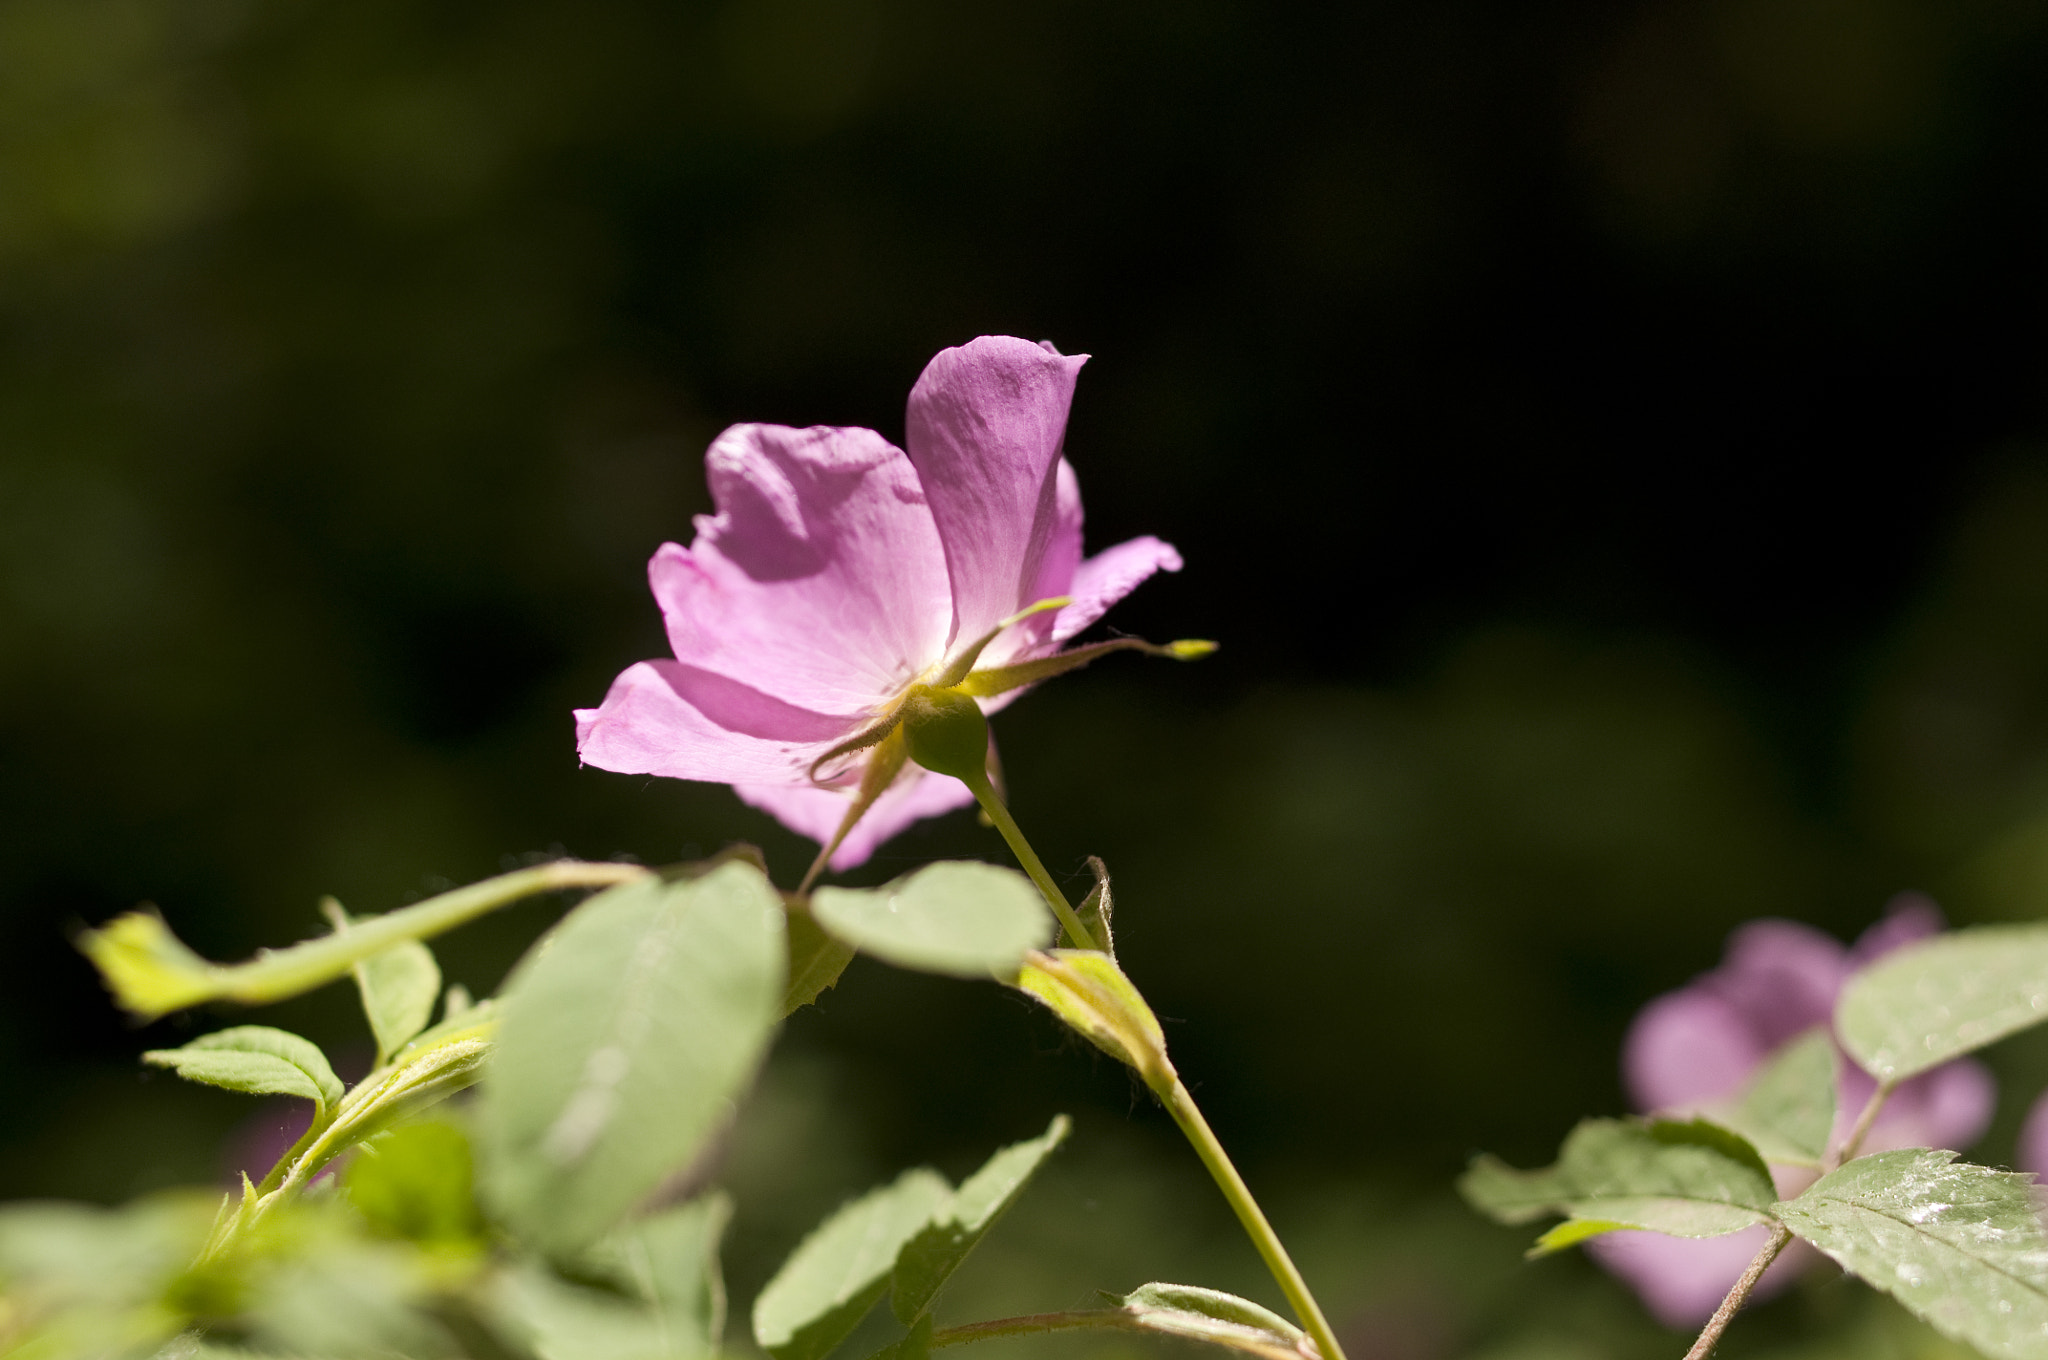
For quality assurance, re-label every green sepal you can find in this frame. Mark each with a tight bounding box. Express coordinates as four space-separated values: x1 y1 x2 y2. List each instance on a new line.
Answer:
1116 1282 1304 1360
1015 949 1174 1088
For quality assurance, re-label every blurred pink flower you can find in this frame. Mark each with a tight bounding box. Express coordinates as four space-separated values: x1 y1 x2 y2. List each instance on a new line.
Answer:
574 335 1181 871
2015 1087 2048 1187
1588 894 1995 1327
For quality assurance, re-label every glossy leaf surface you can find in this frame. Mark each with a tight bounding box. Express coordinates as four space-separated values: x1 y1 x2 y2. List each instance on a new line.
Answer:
1778 1149 2048 1360
1837 924 2048 1080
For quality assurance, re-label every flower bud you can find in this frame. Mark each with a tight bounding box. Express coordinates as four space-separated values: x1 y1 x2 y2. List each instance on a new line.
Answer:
899 685 989 782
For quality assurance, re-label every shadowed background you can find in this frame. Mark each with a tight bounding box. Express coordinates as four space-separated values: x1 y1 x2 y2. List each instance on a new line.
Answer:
4 1 2048 1356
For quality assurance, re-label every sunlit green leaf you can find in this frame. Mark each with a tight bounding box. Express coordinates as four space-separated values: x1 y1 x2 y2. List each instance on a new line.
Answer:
344 1120 482 1245
752 1169 952 1360
1707 1028 1836 1167
143 1026 345 1116
326 898 443 1066
77 910 218 1022
1460 1117 1776 1254
891 1116 1070 1322
1777 1148 2048 1360
784 899 856 1015
478 864 783 1256
1836 924 2048 1081
811 861 1052 979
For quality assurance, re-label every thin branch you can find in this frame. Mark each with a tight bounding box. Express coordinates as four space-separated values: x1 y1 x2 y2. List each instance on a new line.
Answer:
1682 1224 1794 1360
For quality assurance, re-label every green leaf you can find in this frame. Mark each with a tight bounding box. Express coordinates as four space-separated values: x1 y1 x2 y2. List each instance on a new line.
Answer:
344 1119 482 1244
751 1168 953 1360
80 862 653 1020
143 1026 345 1116
1117 1283 1305 1360
811 861 1053 979
1459 1117 1776 1254
784 898 857 1015
0 1196 218 1360
1836 924 2048 1081
478 863 784 1256
1777 1148 2048 1360
1457 1155 1574 1226
76 910 218 1021
584 1194 734 1352
496 1196 733 1360
1530 1218 1632 1254
325 897 443 1066
891 1116 1071 1323
1707 1028 1837 1167
864 1314 931 1360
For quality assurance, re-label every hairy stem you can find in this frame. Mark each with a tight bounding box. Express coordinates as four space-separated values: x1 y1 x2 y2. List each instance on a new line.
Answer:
1827 1080 1895 1172
1158 1078 1349 1360
964 775 1100 951
931 1311 1130 1347
1682 1224 1793 1360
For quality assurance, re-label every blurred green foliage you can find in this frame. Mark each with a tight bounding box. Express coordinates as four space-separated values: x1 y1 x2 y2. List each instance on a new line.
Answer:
4 0 2048 1356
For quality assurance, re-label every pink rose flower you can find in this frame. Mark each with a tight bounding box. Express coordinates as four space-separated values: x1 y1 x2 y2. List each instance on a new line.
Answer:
1589 895 1996 1327
574 336 1183 872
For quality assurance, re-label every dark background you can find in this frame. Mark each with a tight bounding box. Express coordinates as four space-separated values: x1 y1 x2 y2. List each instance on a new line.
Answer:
5 1 2048 1355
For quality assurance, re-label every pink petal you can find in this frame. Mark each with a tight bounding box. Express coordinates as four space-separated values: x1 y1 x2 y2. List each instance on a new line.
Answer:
905 336 1088 649
735 765 978 871
574 660 855 784
1051 535 1184 642
1585 1227 1812 1327
978 460 1085 668
652 423 954 715
1847 891 1944 968
1712 920 1848 1048
1623 988 1765 1111
1861 1059 1995 1155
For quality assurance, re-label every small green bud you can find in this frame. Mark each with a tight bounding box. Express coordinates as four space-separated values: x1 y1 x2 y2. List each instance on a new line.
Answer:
1165 639 1218 659
899 685 989 782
